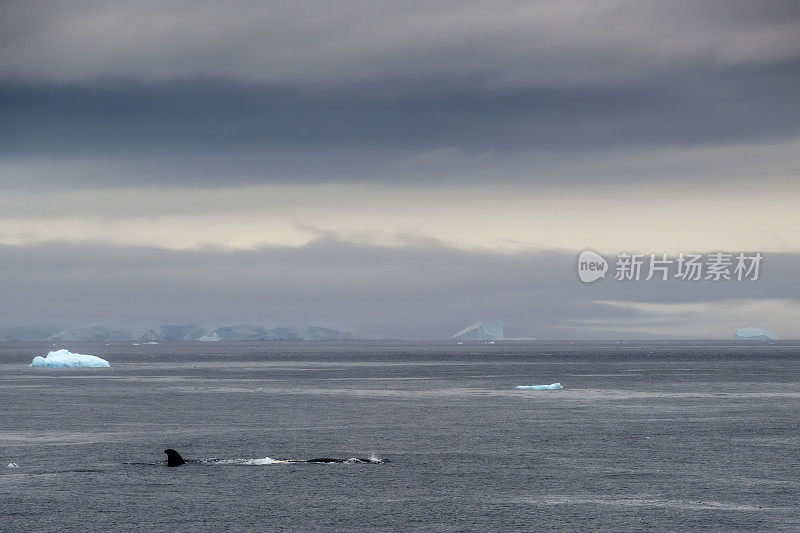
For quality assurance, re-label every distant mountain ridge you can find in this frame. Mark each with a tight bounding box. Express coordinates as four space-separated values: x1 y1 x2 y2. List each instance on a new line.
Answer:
191 324 357 341
5 323 359 342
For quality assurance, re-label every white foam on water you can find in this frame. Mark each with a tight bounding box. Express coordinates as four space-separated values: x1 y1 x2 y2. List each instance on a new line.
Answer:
514 495 774 512
204 454 382 465
207 456 283 466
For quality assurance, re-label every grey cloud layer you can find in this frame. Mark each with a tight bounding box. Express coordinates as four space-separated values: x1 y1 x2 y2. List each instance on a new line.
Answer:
2 1 799 84
1 240 796 339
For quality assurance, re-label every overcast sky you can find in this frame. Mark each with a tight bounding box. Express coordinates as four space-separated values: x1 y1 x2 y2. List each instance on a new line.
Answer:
1 0 799 338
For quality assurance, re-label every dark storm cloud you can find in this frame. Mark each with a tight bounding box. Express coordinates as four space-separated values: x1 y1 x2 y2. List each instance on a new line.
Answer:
2 59 799 187
0 240 797 339
1 79 659 153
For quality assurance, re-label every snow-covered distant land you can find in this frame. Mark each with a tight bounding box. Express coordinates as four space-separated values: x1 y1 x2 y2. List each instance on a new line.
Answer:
0 323 358 342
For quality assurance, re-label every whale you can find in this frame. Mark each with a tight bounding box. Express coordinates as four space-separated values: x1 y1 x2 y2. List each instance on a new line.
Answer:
164 449 186 467
161 449 378 465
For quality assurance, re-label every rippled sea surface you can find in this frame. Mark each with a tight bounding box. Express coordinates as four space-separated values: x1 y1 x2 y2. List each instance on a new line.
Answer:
1 341 798 531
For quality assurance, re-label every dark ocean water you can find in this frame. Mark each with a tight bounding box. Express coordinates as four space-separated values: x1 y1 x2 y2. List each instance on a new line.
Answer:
1 341 798 532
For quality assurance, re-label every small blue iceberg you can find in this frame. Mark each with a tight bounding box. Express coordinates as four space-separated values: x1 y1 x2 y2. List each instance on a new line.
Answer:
515 383 563 390
30 349 110 368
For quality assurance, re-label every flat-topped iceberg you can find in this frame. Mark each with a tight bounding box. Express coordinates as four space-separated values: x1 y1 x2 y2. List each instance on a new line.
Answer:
735 327 778 340
30 349 110 368
516 383 563 390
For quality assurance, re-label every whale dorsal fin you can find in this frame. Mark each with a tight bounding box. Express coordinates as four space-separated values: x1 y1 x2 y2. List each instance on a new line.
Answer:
164 449 186 467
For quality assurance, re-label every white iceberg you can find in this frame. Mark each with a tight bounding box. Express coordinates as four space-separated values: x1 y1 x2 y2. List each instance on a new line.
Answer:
7 463 19 468
734 327 778 340
515 383 563 390
30 349 110 368
452 319 503 341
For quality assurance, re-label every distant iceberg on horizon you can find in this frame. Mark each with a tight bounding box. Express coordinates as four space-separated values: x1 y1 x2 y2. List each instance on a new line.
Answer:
734 327 778 340
198 332 221 342
31 349 110 368
452 319 504 341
